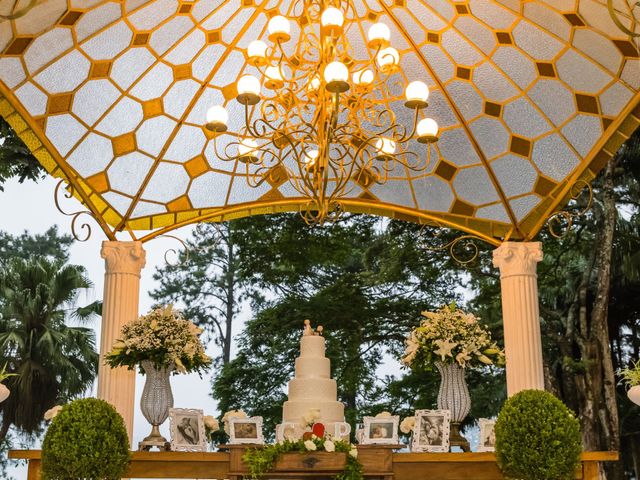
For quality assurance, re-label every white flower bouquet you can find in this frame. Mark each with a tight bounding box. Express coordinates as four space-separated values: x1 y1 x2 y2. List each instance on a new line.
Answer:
105 305 211 374
222 409 247 434
402 303 505 370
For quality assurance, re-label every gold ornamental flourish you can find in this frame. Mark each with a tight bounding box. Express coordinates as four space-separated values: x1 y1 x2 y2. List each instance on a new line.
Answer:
546 180 594 239
53 180 97 242
607 0 640 37
417 223 485 265
0 0 38 20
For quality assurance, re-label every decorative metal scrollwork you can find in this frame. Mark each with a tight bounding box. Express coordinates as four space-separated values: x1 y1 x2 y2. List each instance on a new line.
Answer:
608 0 640 37
157 224 224 266
54 180 97 242
546 180 593 239
417 223 484 265
0 0 38 20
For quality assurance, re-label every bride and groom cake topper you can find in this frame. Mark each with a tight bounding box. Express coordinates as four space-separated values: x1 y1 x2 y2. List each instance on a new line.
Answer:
303 319 323 336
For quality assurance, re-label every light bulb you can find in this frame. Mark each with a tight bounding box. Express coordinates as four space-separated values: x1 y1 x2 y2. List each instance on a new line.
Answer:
247 40 268 65
205 105 228 132
405 81 429 108
265 65 284 89
321 7 344 34
238 138 258 158
375 137 396 156
268 15 290 42
324 61 349 93
304 149 319 167
417 118 439 143
236 74 261 105
353 68 374 86
307 74 321 93
376 47 399 71
367 22 391 48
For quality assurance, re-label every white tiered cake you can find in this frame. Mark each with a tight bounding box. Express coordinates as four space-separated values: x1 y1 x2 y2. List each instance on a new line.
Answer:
281 321 345 436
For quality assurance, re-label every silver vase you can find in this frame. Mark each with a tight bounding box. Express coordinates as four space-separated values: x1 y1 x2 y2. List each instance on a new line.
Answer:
138 360 174 451
435 361 471 451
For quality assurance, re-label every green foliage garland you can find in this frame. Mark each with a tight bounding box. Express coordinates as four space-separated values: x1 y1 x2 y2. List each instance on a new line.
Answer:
42 398 131 480
243 438 363 480
495 390 581 480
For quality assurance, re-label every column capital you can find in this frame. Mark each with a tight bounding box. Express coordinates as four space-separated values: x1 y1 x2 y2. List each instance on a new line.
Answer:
492 241 543 278
101 241 146 276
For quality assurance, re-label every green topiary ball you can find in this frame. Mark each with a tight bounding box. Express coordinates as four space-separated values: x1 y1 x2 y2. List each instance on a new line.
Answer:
495 390 581 480
42 398 131 480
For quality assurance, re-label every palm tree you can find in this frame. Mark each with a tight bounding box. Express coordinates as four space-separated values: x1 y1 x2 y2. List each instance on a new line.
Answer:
0 257 99 441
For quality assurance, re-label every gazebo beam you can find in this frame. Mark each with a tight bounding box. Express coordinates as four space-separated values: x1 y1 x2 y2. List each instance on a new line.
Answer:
493 242 545 396
98 241 146 443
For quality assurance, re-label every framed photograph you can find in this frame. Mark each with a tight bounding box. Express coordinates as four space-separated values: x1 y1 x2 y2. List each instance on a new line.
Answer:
361 416 399 445
229 416 264 445
478 418 496 452
169 408 207 452
411 409 451 452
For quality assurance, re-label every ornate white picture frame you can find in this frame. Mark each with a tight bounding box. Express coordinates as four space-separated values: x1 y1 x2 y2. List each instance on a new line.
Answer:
411 409 451 453
229 416 264 445
477 418 496 452
361 416 400 445
169 408 207 452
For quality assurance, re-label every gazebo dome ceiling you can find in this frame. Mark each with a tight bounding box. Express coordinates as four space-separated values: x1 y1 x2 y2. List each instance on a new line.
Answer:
0 0 638 243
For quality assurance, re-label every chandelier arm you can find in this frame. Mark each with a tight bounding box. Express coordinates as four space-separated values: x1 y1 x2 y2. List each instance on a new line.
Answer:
405 106 421 140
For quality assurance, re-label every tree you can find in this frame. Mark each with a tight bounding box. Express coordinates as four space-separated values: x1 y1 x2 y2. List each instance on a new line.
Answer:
0 116 43 191
0 226 73 264
0 257 99 441
151 222 252 366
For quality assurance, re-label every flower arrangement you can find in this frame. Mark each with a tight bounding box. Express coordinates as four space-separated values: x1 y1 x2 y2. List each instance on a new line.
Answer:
105 305 211 374
44 405 64 421
401 303 505 370
619 360 640 405
619 359 640 387
204 415 220 441
223 409 248 434
243 435 362 480
302 408 321 427
399 416 415 435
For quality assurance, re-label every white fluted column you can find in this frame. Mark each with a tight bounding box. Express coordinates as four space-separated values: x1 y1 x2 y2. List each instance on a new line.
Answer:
98 241 146 441
492 242 544 397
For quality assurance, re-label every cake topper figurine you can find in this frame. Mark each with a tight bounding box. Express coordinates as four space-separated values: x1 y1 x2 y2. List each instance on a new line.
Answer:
303 319 313 336
303 320 324 336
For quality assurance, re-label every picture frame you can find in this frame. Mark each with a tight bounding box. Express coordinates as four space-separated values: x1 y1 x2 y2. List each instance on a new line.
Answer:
168 408 207 452
477 418 496 452
361 415 399 445
229 416 264 445
411 409 451 453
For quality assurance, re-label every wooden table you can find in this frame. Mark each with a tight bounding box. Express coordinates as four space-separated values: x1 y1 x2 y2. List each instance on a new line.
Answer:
9 449 618 480
392 452 619 480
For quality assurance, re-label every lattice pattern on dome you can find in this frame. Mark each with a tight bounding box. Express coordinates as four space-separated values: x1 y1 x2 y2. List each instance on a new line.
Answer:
0 0 638 243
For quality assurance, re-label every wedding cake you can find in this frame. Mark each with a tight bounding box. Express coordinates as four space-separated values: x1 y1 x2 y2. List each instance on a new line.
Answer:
281 321 347 438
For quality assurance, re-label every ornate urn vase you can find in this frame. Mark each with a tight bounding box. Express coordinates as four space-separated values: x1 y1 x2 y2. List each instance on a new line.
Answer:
435 361 471 451
139 360 174 451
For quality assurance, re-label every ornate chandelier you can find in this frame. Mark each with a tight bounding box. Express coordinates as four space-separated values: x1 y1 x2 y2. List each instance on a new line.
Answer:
205 0 439 224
